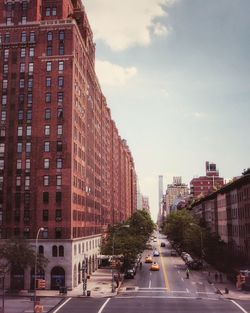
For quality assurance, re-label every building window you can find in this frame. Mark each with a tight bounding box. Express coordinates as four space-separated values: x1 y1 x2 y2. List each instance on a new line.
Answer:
27 110 32 121
17 126 23 137
28 78 33 90
46 62 52 72
58 245 64 257
43 192 49 203
52 245 57 257
5 33 10 43
45 109 51 120
47 31 53 41
17 143 22 153
29 47 34 57
2 80 8 89
38 246 44 255
44 175 49 186
45 93 51 103
23 227 30 239
0 160 4 170
57 92 64 104
18 110 24 120
43 210 49 222
44 141 50 152
25 176 30 190
28 63 34 74
46 77 51 88
44 158 50 169
56 141 62 152
55 209 62 221
3 64 8 74
58 76 64 87
27 93 33 106
56 191 62 203
20 63 25 73
26 142 31 153
26 126 32 136
19 79 25 89
1 111 6 121
29 32 35 43
25 159 30 171
2 95 7 106
21 16 27 24
21 32 27 43
56 175 62 186
57 125 63 136
16 159 22 170
57 108 63 119
59 31 65 41
52 7 57 16
0 129 5 138
6 17 12 25
16 176 21 186
22 1 28 10
46 46 52 56
58 61 64 72
20 48 26 58
59 44 64 55
56 158 62 169
4 49 9 59
44 125 50 136
45 7 51 16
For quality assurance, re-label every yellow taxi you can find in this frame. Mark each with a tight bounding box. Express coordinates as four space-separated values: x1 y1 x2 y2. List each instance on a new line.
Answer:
145 255 153 263
150 262 160 271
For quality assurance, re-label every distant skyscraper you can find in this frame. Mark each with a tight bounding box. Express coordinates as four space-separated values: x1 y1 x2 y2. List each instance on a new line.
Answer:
158 175 163 212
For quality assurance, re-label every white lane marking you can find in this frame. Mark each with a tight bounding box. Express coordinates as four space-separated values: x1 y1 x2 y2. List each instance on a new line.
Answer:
117 295 218 300
181 278 184 282
186 288 190 293
230 300 248 313
140 287 166 290
98 298 111 313
196 292 215 295
53 297 72 313
149 279 152 288
178 270 180 274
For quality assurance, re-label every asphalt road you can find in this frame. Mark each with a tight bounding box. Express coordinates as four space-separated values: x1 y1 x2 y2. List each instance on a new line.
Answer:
54 232 250 313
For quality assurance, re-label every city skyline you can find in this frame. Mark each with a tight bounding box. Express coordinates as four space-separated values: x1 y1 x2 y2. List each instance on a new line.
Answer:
84 0 250 220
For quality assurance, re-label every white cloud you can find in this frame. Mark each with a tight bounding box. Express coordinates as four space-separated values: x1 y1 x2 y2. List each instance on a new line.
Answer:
96 60 137 87
84 0 175 51
193 112 206 118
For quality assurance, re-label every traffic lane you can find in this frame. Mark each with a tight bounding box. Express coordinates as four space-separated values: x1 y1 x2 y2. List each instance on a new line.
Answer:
104 298 244 313
235 300 250 312
55 297 106 313
149 260 166 289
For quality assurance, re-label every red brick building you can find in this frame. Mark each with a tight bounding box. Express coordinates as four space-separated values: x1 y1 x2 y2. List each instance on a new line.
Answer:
0 0 137 290
190 161 224 198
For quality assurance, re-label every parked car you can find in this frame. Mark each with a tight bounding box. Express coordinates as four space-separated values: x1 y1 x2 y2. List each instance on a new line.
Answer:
150 262 160 271
124 269 135 279
160 242 166 247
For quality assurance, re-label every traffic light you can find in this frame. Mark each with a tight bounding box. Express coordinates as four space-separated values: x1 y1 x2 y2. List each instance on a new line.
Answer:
37 279 46 289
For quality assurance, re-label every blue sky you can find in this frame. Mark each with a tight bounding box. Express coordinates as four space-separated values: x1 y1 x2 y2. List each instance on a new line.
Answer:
84 0 250 220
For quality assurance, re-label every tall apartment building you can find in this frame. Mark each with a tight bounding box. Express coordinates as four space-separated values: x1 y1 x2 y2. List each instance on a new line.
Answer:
190 161 224 198
0 0 137 290
165 176 189 213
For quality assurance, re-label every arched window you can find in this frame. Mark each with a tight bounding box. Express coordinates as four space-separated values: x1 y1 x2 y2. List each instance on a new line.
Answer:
38 245 44 255
52 245 57 257
59 245 64 257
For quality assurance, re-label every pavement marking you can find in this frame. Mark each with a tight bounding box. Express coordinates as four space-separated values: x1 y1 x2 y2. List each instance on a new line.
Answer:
53 297 72 313
98 298 111 313
159 245 170 291
186 288 190 293
178 270 180 274
196 292 215 295
230 300 248 313
149 279 152 288
181 278 184 282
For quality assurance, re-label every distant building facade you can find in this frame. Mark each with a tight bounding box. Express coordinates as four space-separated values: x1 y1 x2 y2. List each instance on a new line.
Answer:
165 177 189 214
190 161 224 198
0 0 137 290
190 169 250 262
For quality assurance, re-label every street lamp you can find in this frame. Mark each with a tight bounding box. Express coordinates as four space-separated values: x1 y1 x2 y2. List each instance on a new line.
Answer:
111 224 130 293
34 227 44 312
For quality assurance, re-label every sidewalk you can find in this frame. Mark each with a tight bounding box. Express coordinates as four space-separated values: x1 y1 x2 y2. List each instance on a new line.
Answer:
202 266 250 300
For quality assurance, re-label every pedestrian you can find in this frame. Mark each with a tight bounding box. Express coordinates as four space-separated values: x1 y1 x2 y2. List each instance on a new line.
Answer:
139 261 142 270
215 272 218 282
186 268 190 279
219 273 223 283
